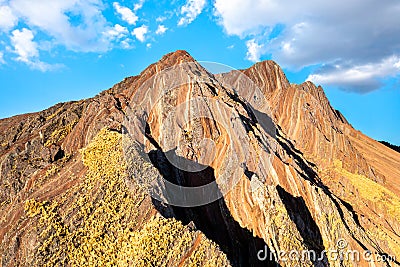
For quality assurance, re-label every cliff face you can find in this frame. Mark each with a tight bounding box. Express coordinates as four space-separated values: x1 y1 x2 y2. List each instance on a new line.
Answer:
1 50 399 267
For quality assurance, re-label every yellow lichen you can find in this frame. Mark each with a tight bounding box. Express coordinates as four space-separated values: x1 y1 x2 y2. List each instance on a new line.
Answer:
333 160 400 218
25 127 230 266
45 106 65 121
331 160 400 257
45 119 78 147
45 164 59 178
24 199 70 266
118 216 230 267
25 198 46 218
185 235 230 267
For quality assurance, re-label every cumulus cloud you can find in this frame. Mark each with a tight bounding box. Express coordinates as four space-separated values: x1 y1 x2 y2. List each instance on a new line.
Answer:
0 5 17 31
214 0 400 91
133 0 145 11
214 0 273 36
8 0 110 52
11 28 38 62
307 56 400 92
103 24 134 49
120 38 132 49
10 28 61 71
132 25 148 42
105 24 128 39
113 2 138 25
246 39 264 62
178 0 206 26
0 0 155 67
155 25 167 35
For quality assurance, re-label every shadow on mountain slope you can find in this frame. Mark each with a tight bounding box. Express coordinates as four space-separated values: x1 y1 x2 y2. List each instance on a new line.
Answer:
276 185 328 266
143 124 279 267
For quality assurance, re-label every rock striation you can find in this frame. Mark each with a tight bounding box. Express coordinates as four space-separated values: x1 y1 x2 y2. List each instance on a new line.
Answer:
0 50 399 267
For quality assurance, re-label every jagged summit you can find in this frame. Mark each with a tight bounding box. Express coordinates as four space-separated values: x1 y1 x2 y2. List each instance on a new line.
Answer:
159 49 196 64
139 50 197 76
1 51 400 267
243 60 291 92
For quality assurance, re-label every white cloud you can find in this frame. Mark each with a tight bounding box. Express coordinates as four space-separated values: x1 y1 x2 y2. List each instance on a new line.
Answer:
246 39 264 62
133 0 145 11
155 25 167 35
178 0 206 26
10 28 61 71
214 0 272 36
214 0 400 91
120 38 132 49
28 60 63 72
104 24 131 49
0 0 155 69
146 43 151 48
0 5 17 31
105 24 128 39
0 51 5 64
113 2 138 25
132 25 148 42
11 28 38 63
156 16 166 22
307 56 400 92
9 0 110 52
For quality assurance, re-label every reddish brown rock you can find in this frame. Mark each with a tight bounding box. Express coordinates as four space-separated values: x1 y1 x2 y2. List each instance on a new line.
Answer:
0 50 399 267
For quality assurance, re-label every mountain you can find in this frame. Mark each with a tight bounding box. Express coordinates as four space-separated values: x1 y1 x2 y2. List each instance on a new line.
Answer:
1 50 399 267
380 141 400 154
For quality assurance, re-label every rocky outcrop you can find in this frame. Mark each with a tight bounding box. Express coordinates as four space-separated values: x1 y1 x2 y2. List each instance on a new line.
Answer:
1 50 399 267
235 61 400 258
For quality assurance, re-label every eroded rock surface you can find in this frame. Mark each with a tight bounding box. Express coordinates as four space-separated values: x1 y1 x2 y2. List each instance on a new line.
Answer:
1 50 399 267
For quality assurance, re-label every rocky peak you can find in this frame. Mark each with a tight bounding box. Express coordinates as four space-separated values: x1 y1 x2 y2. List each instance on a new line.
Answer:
139 50 198 76
243 59 291 94
159 50 196 65
1 51 400 267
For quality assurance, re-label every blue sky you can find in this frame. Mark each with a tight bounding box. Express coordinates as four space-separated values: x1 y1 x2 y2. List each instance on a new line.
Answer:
0 0 399 145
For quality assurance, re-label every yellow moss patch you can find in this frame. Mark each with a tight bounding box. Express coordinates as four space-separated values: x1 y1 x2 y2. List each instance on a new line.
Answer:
45 164 59 178
333 160 400 218
365 228 400 258
45 119 78 147
185 234 231 267
332 160 400 257
118 216 230 267
25 127 230 266
80 127 126 180
45 106 65 121
25 199 70 266
66 127 144 266
25 199 46 218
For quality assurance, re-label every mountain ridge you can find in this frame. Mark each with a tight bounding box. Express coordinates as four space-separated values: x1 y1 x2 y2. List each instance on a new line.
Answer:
1 50 399 267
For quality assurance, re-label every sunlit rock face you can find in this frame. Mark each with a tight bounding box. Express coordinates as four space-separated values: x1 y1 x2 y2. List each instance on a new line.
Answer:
1 50 399 267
